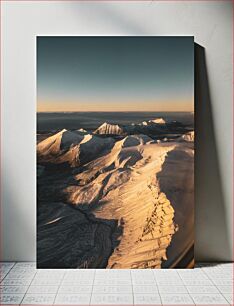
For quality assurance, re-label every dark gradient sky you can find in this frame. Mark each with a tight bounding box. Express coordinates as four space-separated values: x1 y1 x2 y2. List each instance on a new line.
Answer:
37 36 194 112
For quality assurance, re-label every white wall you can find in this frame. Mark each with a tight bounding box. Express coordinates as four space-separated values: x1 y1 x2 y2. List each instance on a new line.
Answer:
1 1 233 262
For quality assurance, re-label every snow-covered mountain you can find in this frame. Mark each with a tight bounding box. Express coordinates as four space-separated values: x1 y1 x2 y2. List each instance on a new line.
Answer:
87 118 188 139
37 121 194 269
149 118 166 124
59 134 115 167
138 118 166 126
94 122 124 135
115 134 152 149
37 129 85 156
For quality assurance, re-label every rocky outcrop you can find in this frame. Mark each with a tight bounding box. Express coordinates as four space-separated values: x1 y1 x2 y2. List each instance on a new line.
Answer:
178 131 195 142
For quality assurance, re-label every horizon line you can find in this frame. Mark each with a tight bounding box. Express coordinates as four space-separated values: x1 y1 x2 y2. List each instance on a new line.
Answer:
37 110 194 113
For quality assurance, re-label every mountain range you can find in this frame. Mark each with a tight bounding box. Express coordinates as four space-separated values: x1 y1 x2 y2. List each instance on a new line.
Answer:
37 118 194 268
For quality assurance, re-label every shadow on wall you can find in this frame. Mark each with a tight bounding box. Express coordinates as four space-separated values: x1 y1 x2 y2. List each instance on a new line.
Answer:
195 43 231 262
68 3 149 35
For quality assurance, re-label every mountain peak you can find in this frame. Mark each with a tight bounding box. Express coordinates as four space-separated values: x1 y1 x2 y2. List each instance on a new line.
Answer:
94 122 124 135
149 118 166 124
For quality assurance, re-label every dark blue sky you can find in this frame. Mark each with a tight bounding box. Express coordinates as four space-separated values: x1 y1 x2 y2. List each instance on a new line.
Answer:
37 36 194 112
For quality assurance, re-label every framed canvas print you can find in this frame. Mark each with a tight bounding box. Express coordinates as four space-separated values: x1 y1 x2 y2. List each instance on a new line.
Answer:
37 36 194 269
